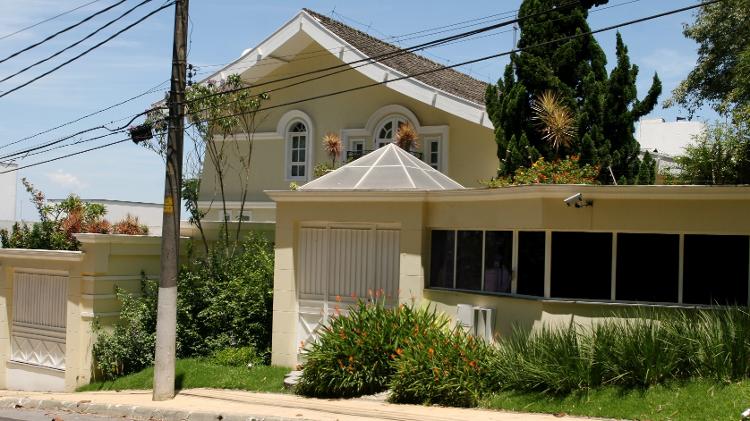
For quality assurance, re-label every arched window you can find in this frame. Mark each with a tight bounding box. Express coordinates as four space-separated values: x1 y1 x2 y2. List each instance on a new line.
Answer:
375 116 408 149
287 121 308 180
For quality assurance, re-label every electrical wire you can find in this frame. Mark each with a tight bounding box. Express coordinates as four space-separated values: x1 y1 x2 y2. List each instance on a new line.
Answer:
0 0 103 41
0 0 127 65
193 0 723 128
0 138 131 174
183 0 587 105
0 0 711 170
0 1 175 99
0 79 168 151
0 0 157 85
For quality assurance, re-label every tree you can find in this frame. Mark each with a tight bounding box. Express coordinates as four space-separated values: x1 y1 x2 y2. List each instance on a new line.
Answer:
665 0 750 122
143 75 268 252
485 0 661 184
636 151 656 185
667 121 750 185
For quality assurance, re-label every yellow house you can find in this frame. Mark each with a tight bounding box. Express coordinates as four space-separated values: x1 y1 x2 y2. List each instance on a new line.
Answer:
197 9 497 226
267 144 750 367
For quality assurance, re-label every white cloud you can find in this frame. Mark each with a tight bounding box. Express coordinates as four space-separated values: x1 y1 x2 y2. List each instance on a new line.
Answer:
46 169 87 190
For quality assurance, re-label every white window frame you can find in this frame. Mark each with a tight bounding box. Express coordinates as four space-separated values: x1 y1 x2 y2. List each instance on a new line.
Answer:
286 120 309 182
425 137 442 171
374 115 409 149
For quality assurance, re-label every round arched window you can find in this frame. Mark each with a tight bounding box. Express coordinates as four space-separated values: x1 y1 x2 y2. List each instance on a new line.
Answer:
374 116 408 149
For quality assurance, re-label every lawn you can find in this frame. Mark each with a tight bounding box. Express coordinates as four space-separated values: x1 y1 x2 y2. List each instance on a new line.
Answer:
482 380 750 421
78 358 289 393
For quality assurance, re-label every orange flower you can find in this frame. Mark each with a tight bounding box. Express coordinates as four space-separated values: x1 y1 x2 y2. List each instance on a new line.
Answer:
396 347 404 355
428 347 434 356
349 355 354 362
469 360 477 368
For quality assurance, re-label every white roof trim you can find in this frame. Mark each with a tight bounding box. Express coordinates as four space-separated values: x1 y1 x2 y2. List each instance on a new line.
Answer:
202 10 493 129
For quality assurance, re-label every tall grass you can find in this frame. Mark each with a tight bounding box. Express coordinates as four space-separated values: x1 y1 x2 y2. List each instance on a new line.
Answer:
490 307 750 395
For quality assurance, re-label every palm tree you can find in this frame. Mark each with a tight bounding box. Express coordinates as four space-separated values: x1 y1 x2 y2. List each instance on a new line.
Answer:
395 122 419 151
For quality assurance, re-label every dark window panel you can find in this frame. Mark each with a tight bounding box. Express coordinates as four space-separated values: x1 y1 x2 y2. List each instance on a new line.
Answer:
456 231 483 291
616 234 679 303
518 231 545 296
429 230 455 288
551 232 612 300
484 231 513 293
683 235 749 306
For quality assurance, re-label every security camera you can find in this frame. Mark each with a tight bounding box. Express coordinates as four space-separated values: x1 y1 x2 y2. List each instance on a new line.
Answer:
564 193 592 208
564 193 583 207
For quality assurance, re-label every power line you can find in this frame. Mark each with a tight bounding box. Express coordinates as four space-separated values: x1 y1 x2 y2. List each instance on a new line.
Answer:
194 0 723 127
0 79 168 151
0 0 156 85
0 110 149 162
191 0 639 84
2 130 127 161
0 0 127 65
0 0 103 41
0 138 131 174
0 1 720 172
0 1 175 99
184 0 587 106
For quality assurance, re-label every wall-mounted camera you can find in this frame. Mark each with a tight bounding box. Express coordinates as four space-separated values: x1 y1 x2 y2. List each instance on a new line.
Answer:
564 193 593 208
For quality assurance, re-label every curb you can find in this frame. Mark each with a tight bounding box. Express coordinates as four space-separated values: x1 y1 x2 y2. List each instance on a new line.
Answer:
0 397 314 421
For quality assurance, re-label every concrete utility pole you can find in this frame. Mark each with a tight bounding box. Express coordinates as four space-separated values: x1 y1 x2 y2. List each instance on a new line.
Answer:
153 0 188 401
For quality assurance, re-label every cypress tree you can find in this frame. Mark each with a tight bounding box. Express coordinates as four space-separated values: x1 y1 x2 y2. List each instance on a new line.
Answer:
485 0 661 184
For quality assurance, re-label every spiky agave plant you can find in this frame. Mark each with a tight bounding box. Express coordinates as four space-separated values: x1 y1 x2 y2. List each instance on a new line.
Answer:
395 122 419 151
322 132 342 167
531 90 577 156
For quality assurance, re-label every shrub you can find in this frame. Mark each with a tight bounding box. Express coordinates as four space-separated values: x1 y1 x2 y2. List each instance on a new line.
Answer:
92 276 157 380
112 214 149 235
389 326 496 407
91 234 274 379
483 156 599 187
295 299 447 398
489 307 750 395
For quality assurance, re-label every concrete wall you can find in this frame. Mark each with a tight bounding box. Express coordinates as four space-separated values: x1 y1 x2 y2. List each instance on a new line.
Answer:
270 185 750 367
0 234 163 391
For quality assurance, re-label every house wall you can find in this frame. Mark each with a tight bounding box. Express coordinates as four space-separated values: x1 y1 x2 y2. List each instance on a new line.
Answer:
0 234 163 391
199 39 496 217
270 186 750 367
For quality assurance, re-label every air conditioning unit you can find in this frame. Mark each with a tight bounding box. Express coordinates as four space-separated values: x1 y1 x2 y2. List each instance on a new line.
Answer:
456 304 495 341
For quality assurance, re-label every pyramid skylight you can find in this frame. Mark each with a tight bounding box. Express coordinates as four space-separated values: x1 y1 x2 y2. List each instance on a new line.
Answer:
299 143 465 191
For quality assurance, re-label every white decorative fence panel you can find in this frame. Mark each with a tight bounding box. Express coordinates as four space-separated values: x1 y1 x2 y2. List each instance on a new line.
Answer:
296 226 400 351
11 272 67 370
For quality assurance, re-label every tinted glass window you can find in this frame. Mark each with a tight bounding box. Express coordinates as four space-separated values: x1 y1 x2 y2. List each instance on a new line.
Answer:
617 234 679 303
484 231 513 293
517 232 545 296
455 231 483 291
683 235 749 305
551 232 612 300
429 230 454 288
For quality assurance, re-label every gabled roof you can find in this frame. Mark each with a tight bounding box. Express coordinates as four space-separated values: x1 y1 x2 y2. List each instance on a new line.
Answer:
303 9 488 105
207 10 493 129
299 143 465 191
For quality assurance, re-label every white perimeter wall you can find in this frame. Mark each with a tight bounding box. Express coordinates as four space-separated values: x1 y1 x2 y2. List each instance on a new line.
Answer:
636 118 706 157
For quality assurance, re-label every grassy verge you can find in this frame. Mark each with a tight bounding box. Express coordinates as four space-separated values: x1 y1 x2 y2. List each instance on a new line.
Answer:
78 358 289 393
482 380 750 421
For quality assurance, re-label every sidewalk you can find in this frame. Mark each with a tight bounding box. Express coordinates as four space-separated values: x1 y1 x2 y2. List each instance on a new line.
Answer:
0 388 595 421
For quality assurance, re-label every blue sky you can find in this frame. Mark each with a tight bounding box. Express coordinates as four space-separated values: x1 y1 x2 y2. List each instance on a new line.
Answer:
0 0 714 219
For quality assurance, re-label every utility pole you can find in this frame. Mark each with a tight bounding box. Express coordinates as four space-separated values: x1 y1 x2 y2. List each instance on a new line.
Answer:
153 0 188 401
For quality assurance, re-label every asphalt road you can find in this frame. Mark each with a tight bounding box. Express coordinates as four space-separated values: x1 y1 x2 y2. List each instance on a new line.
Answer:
0 408 130 421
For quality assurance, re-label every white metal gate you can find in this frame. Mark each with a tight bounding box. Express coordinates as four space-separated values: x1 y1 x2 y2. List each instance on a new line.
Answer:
11 271 67 370
297 226 399 349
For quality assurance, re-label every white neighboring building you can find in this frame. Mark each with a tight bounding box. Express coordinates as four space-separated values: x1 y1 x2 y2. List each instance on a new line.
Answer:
49 198 163 234
636 118 706 172
0 163 17 231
